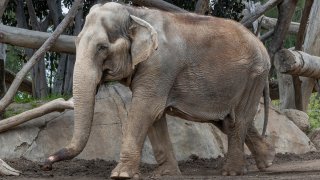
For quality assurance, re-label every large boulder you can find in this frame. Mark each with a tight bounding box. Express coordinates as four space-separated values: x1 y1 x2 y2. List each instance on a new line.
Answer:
0 84 315 163
282 109 310 133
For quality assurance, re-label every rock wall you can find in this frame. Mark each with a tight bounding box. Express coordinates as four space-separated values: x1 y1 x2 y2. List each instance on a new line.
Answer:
0 83 316 163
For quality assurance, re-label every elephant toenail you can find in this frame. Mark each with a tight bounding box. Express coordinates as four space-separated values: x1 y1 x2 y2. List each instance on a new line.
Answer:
110 172 119 178
119 172 130 178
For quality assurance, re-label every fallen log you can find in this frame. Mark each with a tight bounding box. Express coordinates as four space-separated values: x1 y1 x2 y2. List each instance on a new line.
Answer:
0 24 76 54
0 98 73 133
275 49 320 78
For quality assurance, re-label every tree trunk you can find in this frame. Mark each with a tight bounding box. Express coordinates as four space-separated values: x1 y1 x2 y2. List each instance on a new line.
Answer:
270 0 298 110
26 0 49 98
292 0 314 111
31 54 48 98
300 0 320 111
0 0 10 119
53 8 82 95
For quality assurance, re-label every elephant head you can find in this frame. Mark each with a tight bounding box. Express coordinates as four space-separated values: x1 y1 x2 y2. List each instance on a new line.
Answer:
42 2 158 169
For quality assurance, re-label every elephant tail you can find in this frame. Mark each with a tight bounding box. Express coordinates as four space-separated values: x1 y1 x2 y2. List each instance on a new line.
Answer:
262 79 269 136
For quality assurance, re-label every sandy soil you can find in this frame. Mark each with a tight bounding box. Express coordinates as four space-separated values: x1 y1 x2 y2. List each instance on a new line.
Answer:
3 151 320 180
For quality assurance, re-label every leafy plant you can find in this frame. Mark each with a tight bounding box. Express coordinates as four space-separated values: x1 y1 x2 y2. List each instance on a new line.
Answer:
308 93 320 130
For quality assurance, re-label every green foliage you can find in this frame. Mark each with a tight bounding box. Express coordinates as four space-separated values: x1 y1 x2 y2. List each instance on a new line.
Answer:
13 92 34 103
5 46 26 74
271 99 279 108
4 108 24 118
308 93 320 130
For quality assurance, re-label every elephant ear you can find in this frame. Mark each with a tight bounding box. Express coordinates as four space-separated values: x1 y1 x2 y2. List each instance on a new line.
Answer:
129 15 158 69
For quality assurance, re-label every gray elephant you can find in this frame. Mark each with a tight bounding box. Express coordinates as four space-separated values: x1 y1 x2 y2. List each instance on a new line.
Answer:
42 2 275 179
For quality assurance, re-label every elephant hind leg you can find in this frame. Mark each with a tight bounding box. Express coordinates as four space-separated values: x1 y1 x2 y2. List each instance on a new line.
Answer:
222 75 267 176
148 115 181 177
245 123 275 171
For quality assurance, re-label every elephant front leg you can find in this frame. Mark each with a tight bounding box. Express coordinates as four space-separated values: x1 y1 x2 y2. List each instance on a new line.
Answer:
111 98 164 179
148 115 181 177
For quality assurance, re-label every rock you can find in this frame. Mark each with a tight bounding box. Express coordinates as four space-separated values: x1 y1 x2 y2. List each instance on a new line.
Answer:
254 103 316 154
282 109 310 133
309 128 320 150
0 83 316 164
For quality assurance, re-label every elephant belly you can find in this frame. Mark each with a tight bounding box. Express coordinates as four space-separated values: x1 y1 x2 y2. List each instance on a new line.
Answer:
165 104 230 123
166 68 247 122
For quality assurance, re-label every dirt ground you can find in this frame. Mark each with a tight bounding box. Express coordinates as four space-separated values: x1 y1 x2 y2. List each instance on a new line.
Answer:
3 151 320 180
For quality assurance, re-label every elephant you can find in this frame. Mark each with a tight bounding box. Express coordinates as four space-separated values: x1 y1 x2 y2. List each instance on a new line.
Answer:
42 2 275 179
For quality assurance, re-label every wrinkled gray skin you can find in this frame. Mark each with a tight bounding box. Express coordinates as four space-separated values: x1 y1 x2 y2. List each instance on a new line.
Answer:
43 2 275 178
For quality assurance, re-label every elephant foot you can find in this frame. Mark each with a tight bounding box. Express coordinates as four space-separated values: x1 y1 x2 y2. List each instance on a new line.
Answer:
253 139 275 171
222 159 247 176
150 161 181 178
111 162 140 179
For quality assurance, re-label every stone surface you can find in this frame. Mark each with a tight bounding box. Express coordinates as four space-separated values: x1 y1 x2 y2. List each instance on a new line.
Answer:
255 104 316 154
309 128 320 150
282 109 310 133
0 84 316 164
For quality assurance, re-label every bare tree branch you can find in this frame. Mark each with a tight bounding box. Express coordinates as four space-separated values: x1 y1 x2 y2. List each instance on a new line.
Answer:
241 0 284 27
0 159 21 176
5 70 32 94
195 0 209 14
0 0 83 112
132 0 188 13
0 98 73 133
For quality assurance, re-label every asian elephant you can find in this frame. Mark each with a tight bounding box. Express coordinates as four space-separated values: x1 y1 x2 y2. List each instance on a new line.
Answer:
42 2 275 179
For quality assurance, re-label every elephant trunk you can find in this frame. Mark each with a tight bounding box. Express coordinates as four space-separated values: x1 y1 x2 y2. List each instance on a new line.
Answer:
42 55 101 170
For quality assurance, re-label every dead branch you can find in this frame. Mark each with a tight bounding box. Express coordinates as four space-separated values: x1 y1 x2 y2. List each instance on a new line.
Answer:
275 49 320 78
132 0 187 13
0 0 83 112
0 24 76 54
5 70 32 94
0 159 21 176
0 98 73 133
241 0 283 27
195 0 209 14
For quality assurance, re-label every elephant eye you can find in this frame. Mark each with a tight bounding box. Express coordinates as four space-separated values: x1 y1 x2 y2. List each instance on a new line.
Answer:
97 44 108 52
